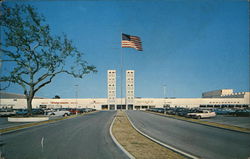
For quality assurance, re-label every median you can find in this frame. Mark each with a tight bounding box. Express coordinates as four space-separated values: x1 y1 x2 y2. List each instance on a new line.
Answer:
112 110 186 159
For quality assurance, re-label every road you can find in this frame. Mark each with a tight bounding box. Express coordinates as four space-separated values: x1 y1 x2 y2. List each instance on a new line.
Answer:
202 116 250 129
0 117 30 129
127 110 250 159
0 111 128 159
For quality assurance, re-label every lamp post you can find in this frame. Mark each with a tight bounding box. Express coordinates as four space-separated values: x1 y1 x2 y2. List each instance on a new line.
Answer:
163 84 167 110
163 84 166 98
74 84 78 115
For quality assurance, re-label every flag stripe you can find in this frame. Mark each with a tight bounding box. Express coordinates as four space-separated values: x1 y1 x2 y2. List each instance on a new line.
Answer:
121 33 143 51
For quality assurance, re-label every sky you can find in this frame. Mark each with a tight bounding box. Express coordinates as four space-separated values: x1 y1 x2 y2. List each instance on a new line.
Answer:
1 0 249 99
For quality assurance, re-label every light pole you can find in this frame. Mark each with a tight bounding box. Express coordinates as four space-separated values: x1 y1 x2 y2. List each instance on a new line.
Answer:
74 84 78 115
163 84 166 98
163 84 166 109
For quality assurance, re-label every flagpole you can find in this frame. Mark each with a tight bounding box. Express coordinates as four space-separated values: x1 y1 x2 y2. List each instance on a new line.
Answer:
120 32 123 110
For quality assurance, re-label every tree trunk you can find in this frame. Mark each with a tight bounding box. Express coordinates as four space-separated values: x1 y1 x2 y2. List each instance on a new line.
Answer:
26 88 35 116
27 97 33 115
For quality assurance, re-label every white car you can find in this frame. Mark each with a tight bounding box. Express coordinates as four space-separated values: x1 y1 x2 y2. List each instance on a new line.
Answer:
0 109 16 117
47 109 71 117
187 110 216 119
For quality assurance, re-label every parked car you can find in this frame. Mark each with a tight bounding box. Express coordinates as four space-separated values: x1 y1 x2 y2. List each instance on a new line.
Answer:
174 108 188 116
165 108 177 115
68 108 89 114
68 108 80 114
32 109 45 115
229 109 250 117
147 108 166 113
177 108 196 117
85 108 93 112
187 110 216 119
15 109 28 116
47 109 71 117
213 108 235 115
0 109 16 117
15 109 45 116
153 108 165 113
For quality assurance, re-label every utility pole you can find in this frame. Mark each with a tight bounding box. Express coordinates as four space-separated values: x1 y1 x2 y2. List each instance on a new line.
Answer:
163 84 167 109
74 84 78 115
163 84 166 98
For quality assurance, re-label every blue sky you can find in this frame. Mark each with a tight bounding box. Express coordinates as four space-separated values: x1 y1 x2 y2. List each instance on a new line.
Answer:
1 0 249 98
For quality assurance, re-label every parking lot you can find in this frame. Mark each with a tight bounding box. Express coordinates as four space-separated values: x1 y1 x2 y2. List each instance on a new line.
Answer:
202 116 250 129
147 107 250 129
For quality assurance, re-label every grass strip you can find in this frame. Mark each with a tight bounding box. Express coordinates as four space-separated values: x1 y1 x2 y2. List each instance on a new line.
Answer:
147 111 250 133
112 110 187 159
0 111 98 134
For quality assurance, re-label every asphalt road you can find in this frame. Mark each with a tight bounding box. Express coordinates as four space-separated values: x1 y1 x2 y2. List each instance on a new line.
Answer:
0 117 30 129
1 111 128 159
202 116 250 129
127 110 250 159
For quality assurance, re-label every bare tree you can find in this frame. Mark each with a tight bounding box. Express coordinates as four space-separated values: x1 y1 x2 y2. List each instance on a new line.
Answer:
0 4 97 114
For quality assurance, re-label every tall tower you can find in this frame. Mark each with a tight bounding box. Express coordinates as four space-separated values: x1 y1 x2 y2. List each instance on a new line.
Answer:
126 70 135 110
107 70 116 110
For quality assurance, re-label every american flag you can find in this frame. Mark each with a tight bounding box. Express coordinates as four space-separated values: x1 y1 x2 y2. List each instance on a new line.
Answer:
121 33 143 51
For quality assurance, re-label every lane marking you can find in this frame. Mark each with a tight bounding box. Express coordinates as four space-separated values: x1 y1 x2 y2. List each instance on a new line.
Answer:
41 137 44 152
126 111 200 159
109 111 135 159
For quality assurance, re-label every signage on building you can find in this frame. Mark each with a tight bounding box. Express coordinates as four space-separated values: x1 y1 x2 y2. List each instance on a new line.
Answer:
135 100 154 104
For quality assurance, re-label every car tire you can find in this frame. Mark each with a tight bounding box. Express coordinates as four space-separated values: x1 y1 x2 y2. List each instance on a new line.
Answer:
64 113 68 117
197 116 201 119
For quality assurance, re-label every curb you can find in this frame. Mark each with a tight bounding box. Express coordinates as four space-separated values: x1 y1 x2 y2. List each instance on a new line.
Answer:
109 111 135 159
146 111 250 134
0 111 98 135
125 111 199 159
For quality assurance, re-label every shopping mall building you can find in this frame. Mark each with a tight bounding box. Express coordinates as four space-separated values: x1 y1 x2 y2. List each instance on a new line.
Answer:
0 70 249 110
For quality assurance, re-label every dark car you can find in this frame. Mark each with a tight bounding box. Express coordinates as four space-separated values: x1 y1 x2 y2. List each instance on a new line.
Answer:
213 108 235 115
16 109 44 116
229 109 250 117
177 108 192 117
78 108 88 113
32 109 45 115
165 108 176 115
172 108 187 116
15 109 28 116
155 108 165 113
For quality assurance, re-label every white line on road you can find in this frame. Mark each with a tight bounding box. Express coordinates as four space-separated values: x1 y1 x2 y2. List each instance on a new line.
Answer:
41 137 44 152
126 111 200 159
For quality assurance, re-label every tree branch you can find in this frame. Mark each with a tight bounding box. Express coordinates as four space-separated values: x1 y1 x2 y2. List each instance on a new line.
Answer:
34 74 55 94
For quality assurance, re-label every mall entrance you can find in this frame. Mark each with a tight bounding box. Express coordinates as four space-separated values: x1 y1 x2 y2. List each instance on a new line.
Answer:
116 105 126 109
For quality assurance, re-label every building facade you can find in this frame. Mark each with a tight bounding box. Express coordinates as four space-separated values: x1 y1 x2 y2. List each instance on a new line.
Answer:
1 70 249 110
1 91 249 110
